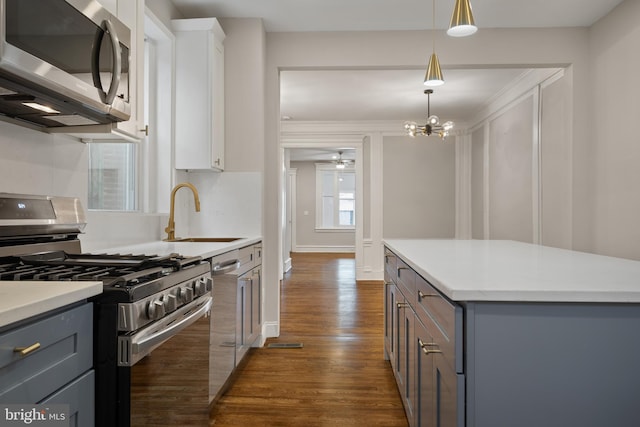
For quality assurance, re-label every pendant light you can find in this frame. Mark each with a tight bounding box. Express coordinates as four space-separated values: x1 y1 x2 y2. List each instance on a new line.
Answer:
447 0 477 37
424 0 444 86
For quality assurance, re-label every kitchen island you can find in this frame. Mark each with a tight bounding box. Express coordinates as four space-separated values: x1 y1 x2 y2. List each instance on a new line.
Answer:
383 239 640 427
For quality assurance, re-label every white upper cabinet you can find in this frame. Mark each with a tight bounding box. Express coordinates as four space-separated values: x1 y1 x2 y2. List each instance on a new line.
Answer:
112 0 145 141
172 18 226 171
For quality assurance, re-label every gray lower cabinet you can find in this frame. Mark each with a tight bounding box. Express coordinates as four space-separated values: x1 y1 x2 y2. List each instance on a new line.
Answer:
385 245 640 427
0 303 94 426
384 247 463 427
236 243 263 365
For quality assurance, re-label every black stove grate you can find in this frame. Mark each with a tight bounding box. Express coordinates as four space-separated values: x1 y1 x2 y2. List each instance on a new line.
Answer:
0 251 204 287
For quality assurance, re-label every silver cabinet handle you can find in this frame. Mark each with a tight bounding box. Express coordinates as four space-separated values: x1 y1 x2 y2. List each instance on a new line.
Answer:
396 302 410 308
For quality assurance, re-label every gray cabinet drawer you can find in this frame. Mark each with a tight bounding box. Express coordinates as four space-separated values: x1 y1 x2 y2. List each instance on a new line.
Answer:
415 275 463 374
0 303 93 403
396 258 416 306
40 370 95 427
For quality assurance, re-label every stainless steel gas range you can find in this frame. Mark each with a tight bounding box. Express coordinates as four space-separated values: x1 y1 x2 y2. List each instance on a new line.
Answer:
0 193 213 426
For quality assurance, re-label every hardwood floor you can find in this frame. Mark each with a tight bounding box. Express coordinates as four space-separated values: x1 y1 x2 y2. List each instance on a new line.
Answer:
209 252 408 426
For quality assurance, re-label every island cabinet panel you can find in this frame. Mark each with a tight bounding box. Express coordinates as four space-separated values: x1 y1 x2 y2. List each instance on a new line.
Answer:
464 302 640 427
384 246 463 427
384 239 640 427
384 273 397 364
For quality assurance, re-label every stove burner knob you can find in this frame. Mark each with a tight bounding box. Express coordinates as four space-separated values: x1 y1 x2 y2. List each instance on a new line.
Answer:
194 279 209 296
147 299 166 320
179 286 194 303
164 294 178 312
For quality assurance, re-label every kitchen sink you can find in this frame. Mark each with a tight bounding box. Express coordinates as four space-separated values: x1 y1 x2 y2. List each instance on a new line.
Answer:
165 237 243 243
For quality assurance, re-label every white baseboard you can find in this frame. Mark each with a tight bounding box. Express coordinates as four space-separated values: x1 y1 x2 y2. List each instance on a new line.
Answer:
293 245 355 253
357 267 384 281
262 321 279 339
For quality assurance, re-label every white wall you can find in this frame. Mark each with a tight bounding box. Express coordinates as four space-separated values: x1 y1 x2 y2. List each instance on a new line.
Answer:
588 0 640 260
487 94 535 243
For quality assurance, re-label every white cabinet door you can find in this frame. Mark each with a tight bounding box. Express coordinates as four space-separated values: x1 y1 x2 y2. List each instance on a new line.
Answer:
112 0 144 140
173 18 226 171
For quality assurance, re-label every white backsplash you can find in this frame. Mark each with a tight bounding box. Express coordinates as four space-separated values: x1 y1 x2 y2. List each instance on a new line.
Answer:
186 171 262 237
80 211 167 252
0 121 88 200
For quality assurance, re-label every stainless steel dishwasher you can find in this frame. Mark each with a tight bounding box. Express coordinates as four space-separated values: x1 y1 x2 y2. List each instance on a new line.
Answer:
209 249 240 403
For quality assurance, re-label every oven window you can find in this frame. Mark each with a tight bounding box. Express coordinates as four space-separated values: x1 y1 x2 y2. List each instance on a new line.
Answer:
88 143 137 211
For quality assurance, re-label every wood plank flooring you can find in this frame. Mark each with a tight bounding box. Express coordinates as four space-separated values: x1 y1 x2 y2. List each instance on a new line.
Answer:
209 252 408 426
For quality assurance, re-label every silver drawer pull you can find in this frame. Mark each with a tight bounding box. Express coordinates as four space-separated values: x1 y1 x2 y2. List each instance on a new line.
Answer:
14 342 41 356
396 302 410 308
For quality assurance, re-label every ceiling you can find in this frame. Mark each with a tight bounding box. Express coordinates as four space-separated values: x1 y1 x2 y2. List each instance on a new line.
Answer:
171 0 623 33
170 0 623 160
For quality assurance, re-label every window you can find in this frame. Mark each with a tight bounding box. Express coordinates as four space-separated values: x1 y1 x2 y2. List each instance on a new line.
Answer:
316 164 355 229
88 12 173 213
88 143 137 211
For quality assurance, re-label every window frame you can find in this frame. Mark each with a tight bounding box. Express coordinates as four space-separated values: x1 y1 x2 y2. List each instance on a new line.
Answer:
315 163 356 231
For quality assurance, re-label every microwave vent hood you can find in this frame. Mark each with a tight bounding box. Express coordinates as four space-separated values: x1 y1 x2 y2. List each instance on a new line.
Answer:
0 71 129 129
0 0 132 132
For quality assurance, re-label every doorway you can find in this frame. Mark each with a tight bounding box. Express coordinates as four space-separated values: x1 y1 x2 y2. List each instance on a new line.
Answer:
281 141 364 279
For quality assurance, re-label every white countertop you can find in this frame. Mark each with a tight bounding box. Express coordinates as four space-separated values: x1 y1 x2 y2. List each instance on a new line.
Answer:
0 236 260 329
99 236 261 259
384 239 640 303
0 281 103 328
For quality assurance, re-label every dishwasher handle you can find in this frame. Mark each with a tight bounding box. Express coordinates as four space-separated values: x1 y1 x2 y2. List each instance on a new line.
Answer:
212 259 240 275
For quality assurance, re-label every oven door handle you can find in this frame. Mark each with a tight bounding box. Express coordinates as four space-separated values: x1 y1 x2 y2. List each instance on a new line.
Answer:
119 296 212 366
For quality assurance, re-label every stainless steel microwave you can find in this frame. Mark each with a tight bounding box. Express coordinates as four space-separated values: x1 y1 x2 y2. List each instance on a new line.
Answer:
0 0 131 128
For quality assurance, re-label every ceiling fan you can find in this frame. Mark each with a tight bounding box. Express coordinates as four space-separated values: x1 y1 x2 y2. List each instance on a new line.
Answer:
332 151 352 169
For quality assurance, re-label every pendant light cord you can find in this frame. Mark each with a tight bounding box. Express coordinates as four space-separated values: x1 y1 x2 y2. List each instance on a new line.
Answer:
432 0 436 53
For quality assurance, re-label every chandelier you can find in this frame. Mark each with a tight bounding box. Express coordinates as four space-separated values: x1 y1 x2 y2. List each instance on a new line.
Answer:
404 89 454 140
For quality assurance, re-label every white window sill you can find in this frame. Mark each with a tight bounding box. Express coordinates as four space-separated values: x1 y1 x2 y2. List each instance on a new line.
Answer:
314 228 355 233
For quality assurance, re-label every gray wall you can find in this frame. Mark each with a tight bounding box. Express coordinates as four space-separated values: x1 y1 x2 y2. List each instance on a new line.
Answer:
383 135 456 238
